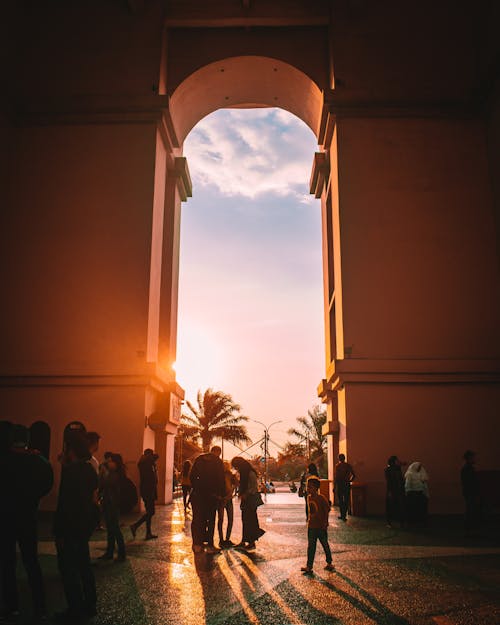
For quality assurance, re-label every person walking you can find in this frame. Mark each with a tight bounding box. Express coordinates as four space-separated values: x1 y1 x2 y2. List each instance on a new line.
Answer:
130 449 159 540
217 461 237 547
181 460 192 514
231 457 265 551
98 453 126 562
335 454 355 522
53 431 99 621
189 446 225 554
300 477 334 574
385 455 406 528
404 462 429 525
0 423 54 623
461 450 480 536
299 462 319 519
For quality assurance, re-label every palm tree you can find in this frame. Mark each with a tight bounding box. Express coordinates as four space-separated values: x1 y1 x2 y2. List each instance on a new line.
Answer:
181 388 251 452
287 405 327 463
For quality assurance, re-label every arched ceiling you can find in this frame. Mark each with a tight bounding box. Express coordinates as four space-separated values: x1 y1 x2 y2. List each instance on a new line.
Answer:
169 56 323 144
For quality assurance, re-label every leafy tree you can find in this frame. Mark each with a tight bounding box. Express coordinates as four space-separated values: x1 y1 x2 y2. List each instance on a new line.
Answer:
276 442 307 480
287 405 327 471
181 388 251 452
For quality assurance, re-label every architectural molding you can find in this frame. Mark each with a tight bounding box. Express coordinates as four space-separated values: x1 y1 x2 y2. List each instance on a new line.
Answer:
309 152 328 198
13 95 179 142
319 359 500 393
317 95 480 146
164 0 329 29
170 156 193 202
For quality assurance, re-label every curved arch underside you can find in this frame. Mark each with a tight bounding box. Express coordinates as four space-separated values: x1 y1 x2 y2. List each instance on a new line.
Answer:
169 56 323 144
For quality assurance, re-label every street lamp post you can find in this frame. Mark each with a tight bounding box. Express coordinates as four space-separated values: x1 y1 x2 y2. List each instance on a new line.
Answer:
251 419 282 488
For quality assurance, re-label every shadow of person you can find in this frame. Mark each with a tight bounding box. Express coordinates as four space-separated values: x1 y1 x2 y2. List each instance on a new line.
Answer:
317 570 411 625
193 550 219 573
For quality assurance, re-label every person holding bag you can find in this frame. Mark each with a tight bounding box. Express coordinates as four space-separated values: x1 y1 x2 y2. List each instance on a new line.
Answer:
231 457 265 551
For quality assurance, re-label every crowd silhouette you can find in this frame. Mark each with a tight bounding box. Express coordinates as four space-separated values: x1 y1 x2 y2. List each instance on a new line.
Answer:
0 418 487 623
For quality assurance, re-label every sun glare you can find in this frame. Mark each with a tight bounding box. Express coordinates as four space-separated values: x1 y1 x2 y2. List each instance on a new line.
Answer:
174 322 227 398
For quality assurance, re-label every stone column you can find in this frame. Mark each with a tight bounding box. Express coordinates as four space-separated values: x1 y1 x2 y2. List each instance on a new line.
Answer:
313 101 500 513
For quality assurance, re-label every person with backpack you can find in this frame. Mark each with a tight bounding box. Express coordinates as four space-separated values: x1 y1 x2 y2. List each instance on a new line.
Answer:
189 446 225 554
97 453 126 562
130 449 159 540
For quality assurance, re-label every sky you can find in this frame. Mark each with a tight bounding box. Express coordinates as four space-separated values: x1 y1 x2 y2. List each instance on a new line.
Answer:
174 108 324 456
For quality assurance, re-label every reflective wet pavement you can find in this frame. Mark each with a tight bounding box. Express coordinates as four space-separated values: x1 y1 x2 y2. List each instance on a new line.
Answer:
14 490 500 624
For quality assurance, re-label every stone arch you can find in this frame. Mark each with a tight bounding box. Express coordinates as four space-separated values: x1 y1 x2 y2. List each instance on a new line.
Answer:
169 56 324 145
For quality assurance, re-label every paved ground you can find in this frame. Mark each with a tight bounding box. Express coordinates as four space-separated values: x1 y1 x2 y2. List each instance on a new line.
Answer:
11 489 500 625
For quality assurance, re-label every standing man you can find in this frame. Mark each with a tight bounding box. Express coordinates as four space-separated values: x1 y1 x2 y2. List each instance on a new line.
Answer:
189 446 225 554
461 450 480 536
335 453 355 522
54 431 99 621
130 449 159 540
1 423 54 623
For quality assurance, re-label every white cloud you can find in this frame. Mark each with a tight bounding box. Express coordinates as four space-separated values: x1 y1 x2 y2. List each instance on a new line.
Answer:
183 108 318 200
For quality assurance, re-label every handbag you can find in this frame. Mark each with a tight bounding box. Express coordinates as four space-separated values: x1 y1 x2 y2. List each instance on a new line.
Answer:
255 492 264 507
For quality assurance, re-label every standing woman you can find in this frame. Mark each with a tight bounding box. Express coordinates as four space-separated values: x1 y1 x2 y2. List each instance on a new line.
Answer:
404 462 429 526
98 453 126 562
231 457 265 550
181 460 192 514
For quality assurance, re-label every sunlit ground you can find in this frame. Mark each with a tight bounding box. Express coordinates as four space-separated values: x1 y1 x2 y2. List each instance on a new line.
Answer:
25 485 500 625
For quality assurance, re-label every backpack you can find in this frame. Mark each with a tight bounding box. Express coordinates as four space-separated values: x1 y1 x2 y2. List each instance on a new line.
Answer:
119 476 138 513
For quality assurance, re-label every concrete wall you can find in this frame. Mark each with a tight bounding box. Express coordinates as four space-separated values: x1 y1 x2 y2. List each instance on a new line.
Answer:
344 382 500 514
1 123 158 375
0 383 147 510
336 117 500 360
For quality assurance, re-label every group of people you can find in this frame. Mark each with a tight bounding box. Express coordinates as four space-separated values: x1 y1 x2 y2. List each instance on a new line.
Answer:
385 452 483 534
180 446 265 554
0 421 162 623
0 419 487 622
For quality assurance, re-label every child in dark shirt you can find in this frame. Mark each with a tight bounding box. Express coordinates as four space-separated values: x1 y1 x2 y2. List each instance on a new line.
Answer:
301 477 335 574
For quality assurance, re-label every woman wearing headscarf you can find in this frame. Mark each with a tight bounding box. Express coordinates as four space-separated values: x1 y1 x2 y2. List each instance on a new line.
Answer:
404 462 429 525
385 455 405 528
231 457 265 550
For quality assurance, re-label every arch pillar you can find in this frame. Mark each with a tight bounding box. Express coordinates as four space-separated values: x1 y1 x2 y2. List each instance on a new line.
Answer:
0 96 189 507
313 99 500 514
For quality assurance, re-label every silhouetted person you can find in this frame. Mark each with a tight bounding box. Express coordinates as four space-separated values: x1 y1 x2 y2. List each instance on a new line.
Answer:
181 459 192 514
190 446 225 553
404 462 429 525
217 460 237 547
0 423 53 622
54 431 99 621
461 450 480 536
231 456 265 551
335 454 355 521
86 431 101 475
98 453 126 561
299 462 319 519
130 449 159 540
385 455 406 528
301 477 334 574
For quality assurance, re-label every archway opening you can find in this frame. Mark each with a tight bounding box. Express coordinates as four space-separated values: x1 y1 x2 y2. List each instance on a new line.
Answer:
170 57 325 454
